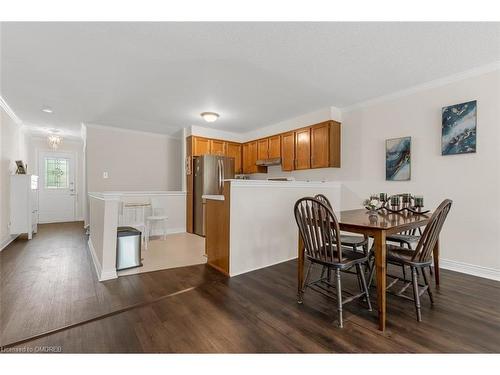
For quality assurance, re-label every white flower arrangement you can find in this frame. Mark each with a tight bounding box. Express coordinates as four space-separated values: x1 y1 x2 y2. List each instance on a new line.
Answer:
363 197 381 211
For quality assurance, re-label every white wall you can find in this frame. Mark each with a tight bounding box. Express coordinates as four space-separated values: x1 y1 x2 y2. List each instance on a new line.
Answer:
229 181 341 276
86 124 182 192
248 69 500 277
27 136 85 221
0 105 28 250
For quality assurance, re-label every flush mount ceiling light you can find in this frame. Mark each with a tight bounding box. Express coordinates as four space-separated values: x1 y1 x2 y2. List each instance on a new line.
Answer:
200 112 219 123
42 107 53 113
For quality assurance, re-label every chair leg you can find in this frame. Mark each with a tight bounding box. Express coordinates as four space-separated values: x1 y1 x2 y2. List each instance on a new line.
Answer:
362 242 372 274
163 219 168 240
411 267 422 322
421 267 434 304
143 225 148 251
357 263 372 311
320 265 326 280
402 265 407 281
335 268 343 328
353 246 363 291
429 265 434 276
367 256 376 288
298 261 313 304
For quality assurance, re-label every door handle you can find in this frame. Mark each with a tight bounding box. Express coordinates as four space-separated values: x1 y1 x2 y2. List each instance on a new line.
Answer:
217 160 222 194
221 160 225 186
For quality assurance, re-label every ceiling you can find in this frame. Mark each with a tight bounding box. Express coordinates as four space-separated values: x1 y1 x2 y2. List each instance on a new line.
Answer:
1 22 499 137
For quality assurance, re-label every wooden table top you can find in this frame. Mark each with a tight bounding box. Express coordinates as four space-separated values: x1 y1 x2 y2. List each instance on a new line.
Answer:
338 208 431 230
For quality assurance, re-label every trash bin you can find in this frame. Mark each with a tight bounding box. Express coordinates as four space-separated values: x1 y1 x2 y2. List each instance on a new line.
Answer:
116 226 142 271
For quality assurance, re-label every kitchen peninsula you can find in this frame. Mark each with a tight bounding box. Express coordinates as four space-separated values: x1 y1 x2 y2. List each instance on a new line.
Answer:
204 179 341 276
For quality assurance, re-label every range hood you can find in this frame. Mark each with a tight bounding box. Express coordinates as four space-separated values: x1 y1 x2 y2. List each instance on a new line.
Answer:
256 157 281 166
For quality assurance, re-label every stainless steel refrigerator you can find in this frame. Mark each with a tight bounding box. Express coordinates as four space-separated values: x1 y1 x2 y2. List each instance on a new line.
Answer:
193 155 235 236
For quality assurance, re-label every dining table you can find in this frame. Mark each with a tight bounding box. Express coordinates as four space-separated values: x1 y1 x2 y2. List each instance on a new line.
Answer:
297 208 437 332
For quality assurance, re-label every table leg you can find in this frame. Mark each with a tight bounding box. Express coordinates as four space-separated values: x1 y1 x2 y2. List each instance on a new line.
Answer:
297 232 305 302
373 231 387 331
433 238 440 286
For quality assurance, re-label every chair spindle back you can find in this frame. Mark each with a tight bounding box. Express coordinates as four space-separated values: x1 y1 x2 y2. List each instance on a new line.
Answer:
412 199 452 263
294 197 343 263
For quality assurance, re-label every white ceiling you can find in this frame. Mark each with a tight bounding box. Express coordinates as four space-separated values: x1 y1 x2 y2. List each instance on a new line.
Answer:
1 22 499 137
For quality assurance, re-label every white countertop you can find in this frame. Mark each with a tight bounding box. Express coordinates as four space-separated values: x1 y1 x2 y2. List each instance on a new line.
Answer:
202 194 225 201
224 179 341 188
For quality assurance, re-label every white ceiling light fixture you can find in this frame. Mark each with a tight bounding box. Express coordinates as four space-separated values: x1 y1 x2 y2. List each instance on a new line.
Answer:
42 107 53 113
200 112 219 123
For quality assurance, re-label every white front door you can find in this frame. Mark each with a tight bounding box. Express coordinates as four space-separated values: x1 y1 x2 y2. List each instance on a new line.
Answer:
38 151 77 223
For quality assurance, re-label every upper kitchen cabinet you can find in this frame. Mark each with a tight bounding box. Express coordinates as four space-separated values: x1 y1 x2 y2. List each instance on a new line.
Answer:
329 121 341 167
210 139 226 155
243 141 267 174
281 132 295 171
295 127 311 170
192 136 211 156
268 135 281 159
257 138 269 160
226 142 242 174
311 120 341 168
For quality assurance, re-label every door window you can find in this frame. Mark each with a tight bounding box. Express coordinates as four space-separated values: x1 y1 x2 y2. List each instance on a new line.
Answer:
44 157 69 189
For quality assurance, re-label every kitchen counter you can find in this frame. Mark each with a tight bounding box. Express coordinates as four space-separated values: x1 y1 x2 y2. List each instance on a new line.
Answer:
204 180 341 276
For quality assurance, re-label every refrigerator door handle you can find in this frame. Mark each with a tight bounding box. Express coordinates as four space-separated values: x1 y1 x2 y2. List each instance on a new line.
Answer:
217 159 222 194
221 160 225 187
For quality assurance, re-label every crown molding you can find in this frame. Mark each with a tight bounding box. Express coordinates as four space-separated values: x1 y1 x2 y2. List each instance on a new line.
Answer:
341 61 500 113
84 122 181 140
0 96 22 125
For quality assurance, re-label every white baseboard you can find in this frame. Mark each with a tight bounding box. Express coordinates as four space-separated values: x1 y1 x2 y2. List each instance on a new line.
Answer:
0 234 18 252
440 259 500 281
87 238 117 281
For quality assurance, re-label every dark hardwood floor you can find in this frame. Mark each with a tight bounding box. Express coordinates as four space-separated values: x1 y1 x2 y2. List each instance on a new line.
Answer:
1 222 499 353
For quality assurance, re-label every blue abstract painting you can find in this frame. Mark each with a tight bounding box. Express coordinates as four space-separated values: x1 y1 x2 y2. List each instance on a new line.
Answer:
386 137 411 181
442 100 477 155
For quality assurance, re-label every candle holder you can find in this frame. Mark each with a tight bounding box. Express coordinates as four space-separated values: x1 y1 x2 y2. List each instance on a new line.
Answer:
373 193 430 215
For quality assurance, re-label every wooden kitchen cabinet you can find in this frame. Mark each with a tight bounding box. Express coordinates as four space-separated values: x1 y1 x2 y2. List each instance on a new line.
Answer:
226 142 242 174
311 122 330 168
257 138 269 160
295 128 311 170
329 121 341 167
281 132 295 171
243 141 266 174
210 139 226 155
192 136 211 156
268 135 281 159
310 120 341 168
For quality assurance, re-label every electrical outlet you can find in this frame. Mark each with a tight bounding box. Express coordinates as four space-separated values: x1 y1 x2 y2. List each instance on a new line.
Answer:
103 171 108 179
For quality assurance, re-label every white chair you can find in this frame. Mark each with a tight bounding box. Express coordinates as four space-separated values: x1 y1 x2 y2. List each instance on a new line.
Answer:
119 199 151 250
145 197 168 247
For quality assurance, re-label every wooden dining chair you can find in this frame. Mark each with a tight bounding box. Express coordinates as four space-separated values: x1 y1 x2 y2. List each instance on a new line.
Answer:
294 197 372 328
314 194 369 256
369 199 452 321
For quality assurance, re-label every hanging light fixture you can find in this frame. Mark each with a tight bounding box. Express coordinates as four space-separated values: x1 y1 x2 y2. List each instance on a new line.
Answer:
47 130 63 150
200 112 220 123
